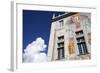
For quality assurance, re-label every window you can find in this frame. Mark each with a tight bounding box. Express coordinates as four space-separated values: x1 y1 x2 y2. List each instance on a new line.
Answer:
59 20 64 27
57 35 65 60
75 30 89 55
58 36 64 42
58 48 64 60
77 42 88 55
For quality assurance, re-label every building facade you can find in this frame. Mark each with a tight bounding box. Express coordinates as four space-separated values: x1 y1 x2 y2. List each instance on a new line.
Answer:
47 12 91 61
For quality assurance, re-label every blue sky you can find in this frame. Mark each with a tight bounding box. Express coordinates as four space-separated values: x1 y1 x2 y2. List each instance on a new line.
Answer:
23 10 64 54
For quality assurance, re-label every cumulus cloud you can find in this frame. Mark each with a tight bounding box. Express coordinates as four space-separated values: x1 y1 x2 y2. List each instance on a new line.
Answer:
23 37 47 62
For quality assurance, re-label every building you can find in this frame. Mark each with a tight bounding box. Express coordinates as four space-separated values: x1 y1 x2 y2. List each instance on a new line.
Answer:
47 12 91 61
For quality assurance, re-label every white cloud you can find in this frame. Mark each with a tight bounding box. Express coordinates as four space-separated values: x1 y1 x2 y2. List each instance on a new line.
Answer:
23 37 47 63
